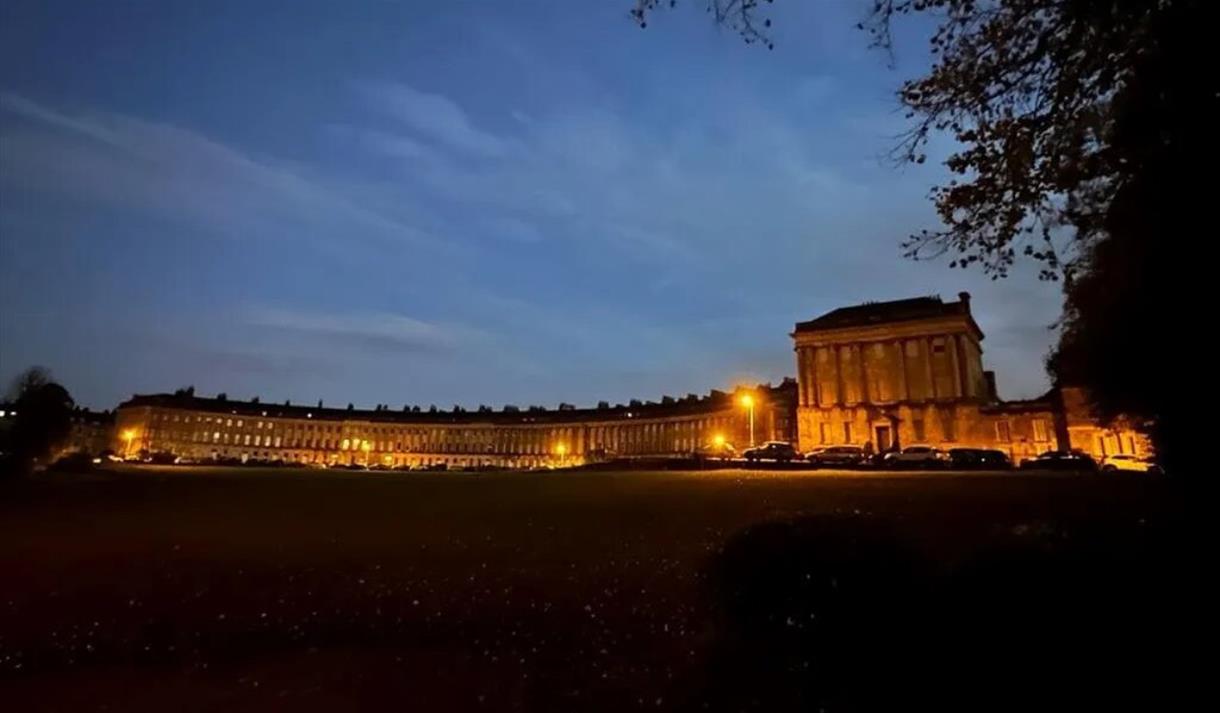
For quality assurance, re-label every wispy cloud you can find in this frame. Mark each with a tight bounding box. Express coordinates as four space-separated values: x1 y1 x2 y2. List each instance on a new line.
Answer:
357 80 513 158
0 93 434 250
246 306 487 354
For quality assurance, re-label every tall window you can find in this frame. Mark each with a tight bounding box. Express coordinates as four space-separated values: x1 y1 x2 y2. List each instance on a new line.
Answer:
820 422 830 444
1032 419 1048 442
913 418 926 442
842 422 853 444
939 409 955 442
995 421 1011 443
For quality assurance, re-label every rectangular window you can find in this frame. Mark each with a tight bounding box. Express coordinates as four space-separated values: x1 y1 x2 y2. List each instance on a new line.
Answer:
913 418 926 442
939 409 956 441
842 422 853 444
995 421 1011 443
1032 419 1048 442
820 422 830 444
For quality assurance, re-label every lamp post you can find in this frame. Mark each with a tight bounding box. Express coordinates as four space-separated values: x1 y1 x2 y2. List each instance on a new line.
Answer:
555 443 567 467
739 394 755 448
122 429 136 459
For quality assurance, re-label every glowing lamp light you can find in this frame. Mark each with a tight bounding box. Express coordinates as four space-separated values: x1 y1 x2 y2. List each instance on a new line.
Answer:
555 443 568 457
739 393 757 447
713 433 726 447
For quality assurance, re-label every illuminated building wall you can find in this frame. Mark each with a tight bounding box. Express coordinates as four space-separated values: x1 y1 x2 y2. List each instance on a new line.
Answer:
114 382 796 468
792 293 1150 461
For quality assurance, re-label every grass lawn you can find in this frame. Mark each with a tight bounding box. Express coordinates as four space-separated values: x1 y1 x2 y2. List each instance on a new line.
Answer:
0 467 1188 711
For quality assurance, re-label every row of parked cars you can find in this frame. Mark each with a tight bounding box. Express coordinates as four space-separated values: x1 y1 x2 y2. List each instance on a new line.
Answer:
734 441 1162 473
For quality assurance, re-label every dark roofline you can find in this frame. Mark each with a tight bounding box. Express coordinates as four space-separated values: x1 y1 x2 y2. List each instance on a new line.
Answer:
118 381 796 425
793 292 983 339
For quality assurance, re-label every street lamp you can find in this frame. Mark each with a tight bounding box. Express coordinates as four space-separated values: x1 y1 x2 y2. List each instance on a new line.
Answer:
121 429 136 458
555 443 567 466
739 394 755 448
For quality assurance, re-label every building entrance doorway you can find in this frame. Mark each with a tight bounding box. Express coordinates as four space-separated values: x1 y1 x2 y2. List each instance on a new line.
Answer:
875 425 893 452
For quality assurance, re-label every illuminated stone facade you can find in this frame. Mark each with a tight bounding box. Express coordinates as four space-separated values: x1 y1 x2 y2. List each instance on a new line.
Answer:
100 294 1149 469
791 293 1149 461
114 383 796 468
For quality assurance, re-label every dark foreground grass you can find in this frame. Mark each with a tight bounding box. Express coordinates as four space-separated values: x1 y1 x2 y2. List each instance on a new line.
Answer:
0 467 1188 711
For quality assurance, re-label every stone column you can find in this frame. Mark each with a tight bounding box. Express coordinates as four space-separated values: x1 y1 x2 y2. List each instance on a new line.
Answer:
923 338 936 399
896 340 909 401
858 344 870 405
795 349 805 407
809 347 820 406
948 334 963 398
834 345 846 405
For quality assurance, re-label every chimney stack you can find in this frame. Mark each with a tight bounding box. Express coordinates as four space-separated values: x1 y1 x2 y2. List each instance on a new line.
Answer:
958 291 972 312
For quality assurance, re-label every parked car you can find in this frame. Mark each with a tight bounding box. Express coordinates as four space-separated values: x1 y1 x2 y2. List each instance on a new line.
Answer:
806 445 868 468
742 441 800 463
694 441 737 461
1100 454 1163 474
1018 450 1099 472
948 448 1012 470
881 445 951 469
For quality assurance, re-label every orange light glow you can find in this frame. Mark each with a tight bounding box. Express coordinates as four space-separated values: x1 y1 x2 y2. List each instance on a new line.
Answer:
713 434 726 447
739 394 754 408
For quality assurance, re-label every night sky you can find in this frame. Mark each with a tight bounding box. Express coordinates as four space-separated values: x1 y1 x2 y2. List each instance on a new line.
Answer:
0 0 1063 410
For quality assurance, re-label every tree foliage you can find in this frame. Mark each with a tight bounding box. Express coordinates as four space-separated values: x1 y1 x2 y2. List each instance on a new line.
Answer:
857 0 1201 283
3 366 75 473
632 0 775 48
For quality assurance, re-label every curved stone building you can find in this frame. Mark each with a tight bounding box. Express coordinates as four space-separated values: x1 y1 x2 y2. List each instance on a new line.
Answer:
114 382 796 468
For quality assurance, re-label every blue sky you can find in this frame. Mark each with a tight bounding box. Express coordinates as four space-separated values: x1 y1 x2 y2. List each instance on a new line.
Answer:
0 0 1063 410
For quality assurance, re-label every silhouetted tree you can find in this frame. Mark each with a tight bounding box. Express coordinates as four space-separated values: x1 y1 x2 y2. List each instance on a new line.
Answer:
347 403 355 411
2 367 75 474
216 392 227 401
173 385 195 398
412 405 422 413
632 1 775 48
251 396 260 405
